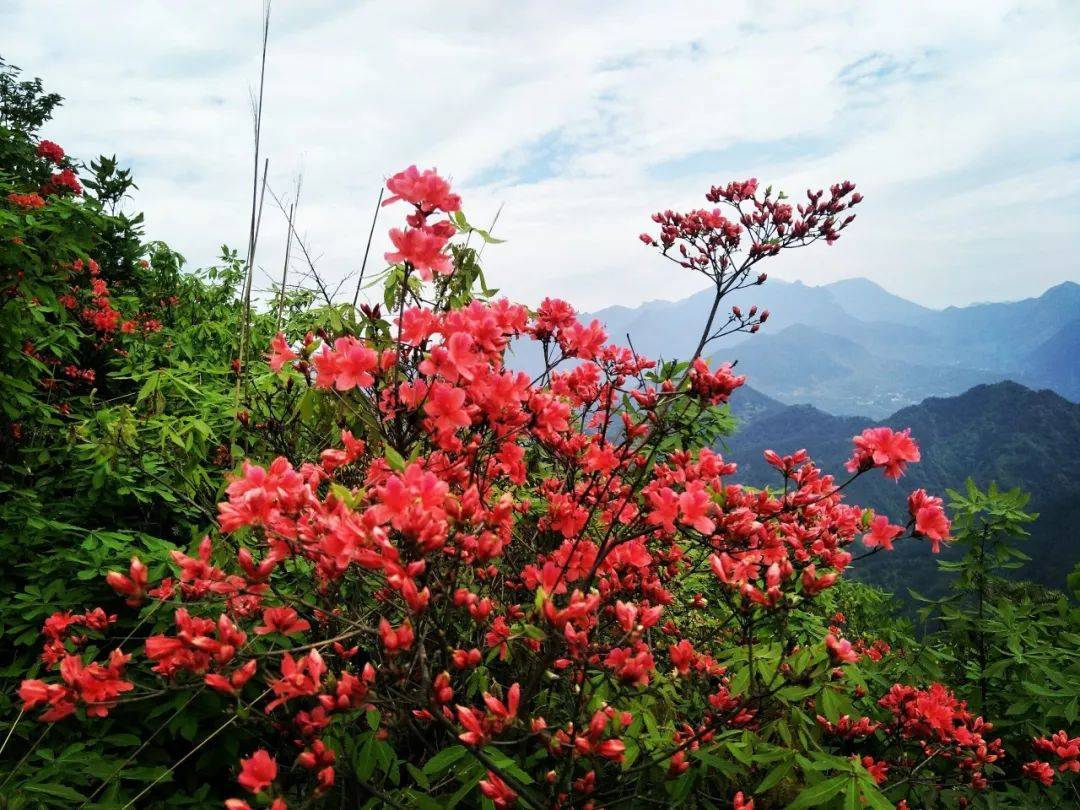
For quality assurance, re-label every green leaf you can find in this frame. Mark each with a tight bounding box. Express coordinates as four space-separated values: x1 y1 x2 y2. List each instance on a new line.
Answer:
725 740 753 766
820 688 843 723
785 775 847 809
384 445 406 472
297 387 315 421
692 748 741 777
406 762 430 790
843 782 859 810
423 744 468 777
23 783 87 802
354 735 377 781
756 757 794 793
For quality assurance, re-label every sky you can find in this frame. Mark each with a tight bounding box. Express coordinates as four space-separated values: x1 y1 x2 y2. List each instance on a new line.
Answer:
2 0 1079 312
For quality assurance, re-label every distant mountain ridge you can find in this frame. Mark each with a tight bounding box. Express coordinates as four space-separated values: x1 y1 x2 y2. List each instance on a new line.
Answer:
722 381 1080 598
587 278 1080 417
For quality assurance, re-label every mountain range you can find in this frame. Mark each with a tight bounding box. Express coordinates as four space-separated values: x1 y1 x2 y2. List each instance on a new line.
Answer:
589 278 1080 416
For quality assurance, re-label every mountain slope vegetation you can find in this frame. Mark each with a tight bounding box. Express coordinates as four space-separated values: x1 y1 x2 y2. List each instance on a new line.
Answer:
724 381 1080 597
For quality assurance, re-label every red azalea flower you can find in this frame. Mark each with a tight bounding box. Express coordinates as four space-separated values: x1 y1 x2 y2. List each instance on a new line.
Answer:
266 332 297 371
384 226 453 280
36 139 65 163
478 770 517 809
254 606 311 636
105 556 148 607
908 489 951 551
42 167 82 196
825 634 859 664
1022 760 1055 786
846 426 921 479
237 749 277 794
863 514 904 551
7 191 46 209
383 165 461 214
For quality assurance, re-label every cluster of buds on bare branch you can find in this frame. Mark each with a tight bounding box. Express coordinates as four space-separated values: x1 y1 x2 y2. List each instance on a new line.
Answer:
639 179 862 357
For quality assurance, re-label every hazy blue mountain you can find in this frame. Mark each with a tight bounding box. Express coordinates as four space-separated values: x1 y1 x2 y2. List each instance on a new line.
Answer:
716 323 1005 417
1021 317 1080 402
821 277 934 324
722 381 1080 599
590 280 863 363
586 278 1080 414
912 282 1080 369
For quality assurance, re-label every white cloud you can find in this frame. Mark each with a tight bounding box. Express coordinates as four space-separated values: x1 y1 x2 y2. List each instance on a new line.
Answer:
2 0 1077 311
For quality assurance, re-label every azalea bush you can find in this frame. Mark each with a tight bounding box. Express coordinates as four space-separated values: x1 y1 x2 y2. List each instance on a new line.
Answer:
3 59 1079 809
0 58 289 804
0 55 182 667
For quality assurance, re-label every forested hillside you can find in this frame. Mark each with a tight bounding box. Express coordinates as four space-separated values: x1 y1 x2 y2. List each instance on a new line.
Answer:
727 382 1080 598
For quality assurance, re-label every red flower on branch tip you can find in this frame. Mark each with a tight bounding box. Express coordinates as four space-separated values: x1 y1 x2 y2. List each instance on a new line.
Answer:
846 427 920 480
383 165 461 215
478 770 517 809
36 139 65 163
237 749 277 794
105 556 148 607
255 606 311 636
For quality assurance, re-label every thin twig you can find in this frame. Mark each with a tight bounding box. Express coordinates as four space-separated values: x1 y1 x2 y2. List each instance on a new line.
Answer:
120 688 274 809
236 155 269 402
0 710 23 760
234 0 272 407
0 724 50 793
351 187 384 309
477 201 504 259
275 201 294 330
268 186 333 307
80 688 205 806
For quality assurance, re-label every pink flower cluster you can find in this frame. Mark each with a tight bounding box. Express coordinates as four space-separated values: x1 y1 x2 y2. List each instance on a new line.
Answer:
878 683 1004 791
1024 731 1080 785
382 165 461 280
